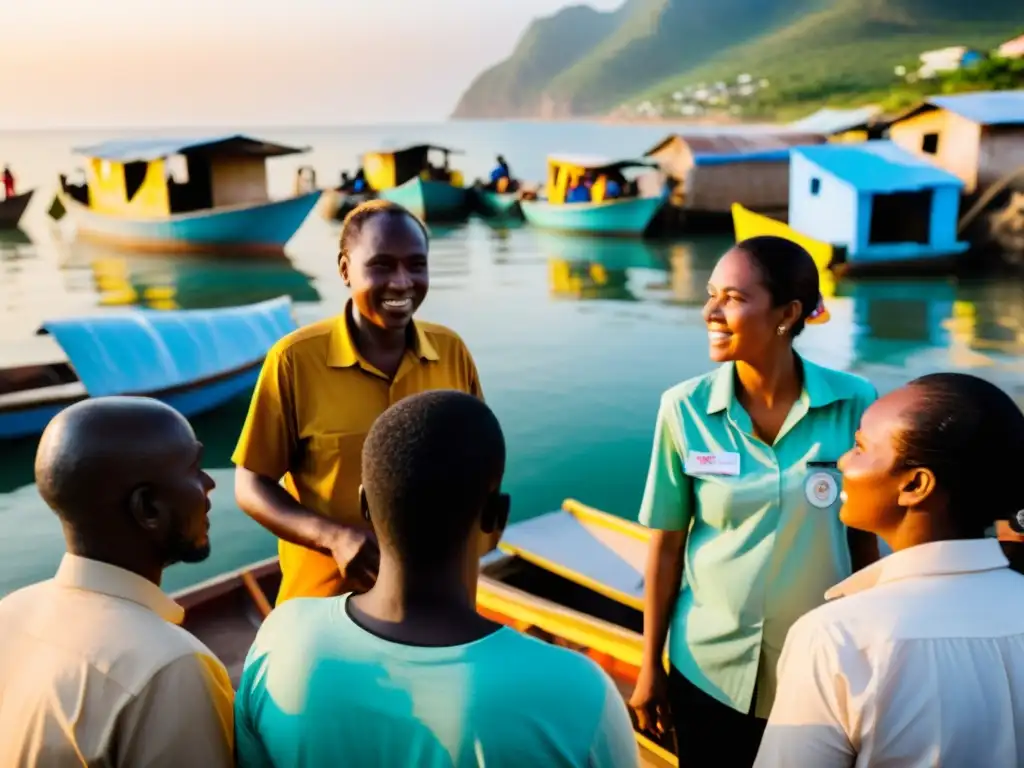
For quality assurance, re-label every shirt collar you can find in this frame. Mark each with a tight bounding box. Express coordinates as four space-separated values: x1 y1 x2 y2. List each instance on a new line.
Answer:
826 538 1010 600
54 553 185 625
327 300 439 368
706 354 842 415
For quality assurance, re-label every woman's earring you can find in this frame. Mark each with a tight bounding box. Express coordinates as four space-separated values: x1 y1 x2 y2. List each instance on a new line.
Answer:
777 325 787 336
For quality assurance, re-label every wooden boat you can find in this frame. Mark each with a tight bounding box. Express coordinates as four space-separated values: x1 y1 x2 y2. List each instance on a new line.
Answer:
54 135 322 254
319 189 377 222
472 188 522 218
0 190 34 229
176 498 677 767
0 296 296 440
520 155 667 237
365 144 470 222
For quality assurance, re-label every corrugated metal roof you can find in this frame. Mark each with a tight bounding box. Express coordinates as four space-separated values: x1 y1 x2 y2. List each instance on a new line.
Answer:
644 131 825 159
926 91 1024 126
547 154 654 170
39 296 296 397
72 134 309 162
793 141 964 193
788 106 882 135
692 148 794 166
365 144 464 156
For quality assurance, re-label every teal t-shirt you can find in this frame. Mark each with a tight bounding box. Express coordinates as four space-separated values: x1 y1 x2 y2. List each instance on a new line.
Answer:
235 594 639 768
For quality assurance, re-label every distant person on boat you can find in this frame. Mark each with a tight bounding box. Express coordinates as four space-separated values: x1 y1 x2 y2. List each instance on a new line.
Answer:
486 154 517 192
756 373 1024 768
352 168 367 193
233 199 483 607
604 169 627 199
234 390 639 768
0 397 233 767
629 236 879 768
566 175 592 203
2 165 14 200
337 171 352 192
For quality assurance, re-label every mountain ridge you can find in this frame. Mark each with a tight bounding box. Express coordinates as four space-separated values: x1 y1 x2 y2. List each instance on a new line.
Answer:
451 0 1024 120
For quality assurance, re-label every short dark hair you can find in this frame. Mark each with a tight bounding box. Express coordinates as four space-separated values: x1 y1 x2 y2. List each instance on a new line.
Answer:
361 390 506 566
898 372 1024 535
735 236 820 337
338 199 429 264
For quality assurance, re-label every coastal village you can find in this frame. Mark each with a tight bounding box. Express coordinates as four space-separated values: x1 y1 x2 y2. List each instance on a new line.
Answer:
5 5 1024 767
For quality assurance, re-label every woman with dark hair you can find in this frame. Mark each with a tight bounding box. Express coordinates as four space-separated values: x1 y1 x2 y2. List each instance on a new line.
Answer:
755 373 1024 767
629 236 880 767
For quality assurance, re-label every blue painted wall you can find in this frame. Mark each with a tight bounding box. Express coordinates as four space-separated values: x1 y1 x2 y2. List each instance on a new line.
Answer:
789 153 859 248
790 151 968 264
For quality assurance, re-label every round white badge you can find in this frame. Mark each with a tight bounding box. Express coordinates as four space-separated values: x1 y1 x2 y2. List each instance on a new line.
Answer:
805 472 839 509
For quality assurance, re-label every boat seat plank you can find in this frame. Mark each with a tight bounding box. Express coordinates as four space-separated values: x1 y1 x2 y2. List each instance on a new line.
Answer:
500 511 645 603
0 381 86 407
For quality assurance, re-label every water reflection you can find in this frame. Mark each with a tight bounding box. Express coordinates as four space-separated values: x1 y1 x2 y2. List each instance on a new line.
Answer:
60 242 321 310
844 280 957 366
540 232 669 302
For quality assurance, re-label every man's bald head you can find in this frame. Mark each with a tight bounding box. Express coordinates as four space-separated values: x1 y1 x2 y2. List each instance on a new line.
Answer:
36 397 216 574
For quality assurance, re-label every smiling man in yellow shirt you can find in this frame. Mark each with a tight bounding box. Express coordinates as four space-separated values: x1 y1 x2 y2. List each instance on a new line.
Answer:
232 200 483 605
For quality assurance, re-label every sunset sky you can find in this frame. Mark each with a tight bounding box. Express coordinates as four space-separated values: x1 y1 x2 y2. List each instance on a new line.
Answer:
0 0 622 129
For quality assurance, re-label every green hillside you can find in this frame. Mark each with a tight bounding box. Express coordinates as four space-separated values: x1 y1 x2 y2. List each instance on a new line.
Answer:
451 4 626 119
635 0 1023 118
450 0 1024 120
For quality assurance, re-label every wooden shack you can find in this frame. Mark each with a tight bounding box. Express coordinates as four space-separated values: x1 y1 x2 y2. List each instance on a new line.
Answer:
643 132 827 229
887 91 1024 195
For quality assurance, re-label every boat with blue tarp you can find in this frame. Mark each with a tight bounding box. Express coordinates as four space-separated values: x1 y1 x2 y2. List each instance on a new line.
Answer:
0 296 296 440
520 155 667 237
54 135 321 253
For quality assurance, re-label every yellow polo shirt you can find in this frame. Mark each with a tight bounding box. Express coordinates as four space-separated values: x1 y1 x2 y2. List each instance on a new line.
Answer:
232 304 483 605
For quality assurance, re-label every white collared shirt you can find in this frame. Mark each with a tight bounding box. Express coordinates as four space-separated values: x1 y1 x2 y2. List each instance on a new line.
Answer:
755 538 1024 768
0 553 234 767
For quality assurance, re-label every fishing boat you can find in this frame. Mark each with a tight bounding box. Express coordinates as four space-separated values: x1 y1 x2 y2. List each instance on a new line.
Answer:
0 190 34 229
54 135 322 254
472 186 522 218
520 155 667 237
176 498 677 767
0 296 296 440
364 144 470 222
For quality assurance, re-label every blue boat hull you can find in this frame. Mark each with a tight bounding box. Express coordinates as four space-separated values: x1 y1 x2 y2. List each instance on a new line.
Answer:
62 191 322 253
379 178 469 222
0 364 262 441
521 196 664 237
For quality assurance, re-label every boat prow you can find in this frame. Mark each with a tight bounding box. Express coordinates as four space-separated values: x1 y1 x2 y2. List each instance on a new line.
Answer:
0 189 35 229
0 296 297 440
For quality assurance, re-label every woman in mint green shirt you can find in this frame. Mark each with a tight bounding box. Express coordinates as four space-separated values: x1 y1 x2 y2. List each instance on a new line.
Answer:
629 236 880 768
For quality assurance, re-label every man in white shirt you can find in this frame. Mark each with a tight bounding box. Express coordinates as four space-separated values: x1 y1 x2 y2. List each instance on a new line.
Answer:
756 372 1024 768
0 397 234 767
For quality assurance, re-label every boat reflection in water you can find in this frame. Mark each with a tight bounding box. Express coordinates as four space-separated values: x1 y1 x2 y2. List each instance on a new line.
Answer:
843 280 957 367
62 241 321 310
540 231 670 302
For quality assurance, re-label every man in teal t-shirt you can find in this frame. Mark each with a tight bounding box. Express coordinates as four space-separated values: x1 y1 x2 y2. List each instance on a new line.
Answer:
234 391 638 768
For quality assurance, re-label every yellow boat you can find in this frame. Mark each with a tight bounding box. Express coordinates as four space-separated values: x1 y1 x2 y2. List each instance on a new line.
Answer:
364 144 470 222
176 498 676 767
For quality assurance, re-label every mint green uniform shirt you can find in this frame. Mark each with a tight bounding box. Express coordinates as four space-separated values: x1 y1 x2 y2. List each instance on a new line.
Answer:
638 356 877 719
235 595 639 768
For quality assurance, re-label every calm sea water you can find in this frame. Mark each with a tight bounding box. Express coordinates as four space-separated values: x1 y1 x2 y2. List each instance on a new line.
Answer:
2 121 1024 596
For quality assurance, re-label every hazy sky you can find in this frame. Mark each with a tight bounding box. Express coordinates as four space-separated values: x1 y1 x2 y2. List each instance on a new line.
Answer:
0 0 622 129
